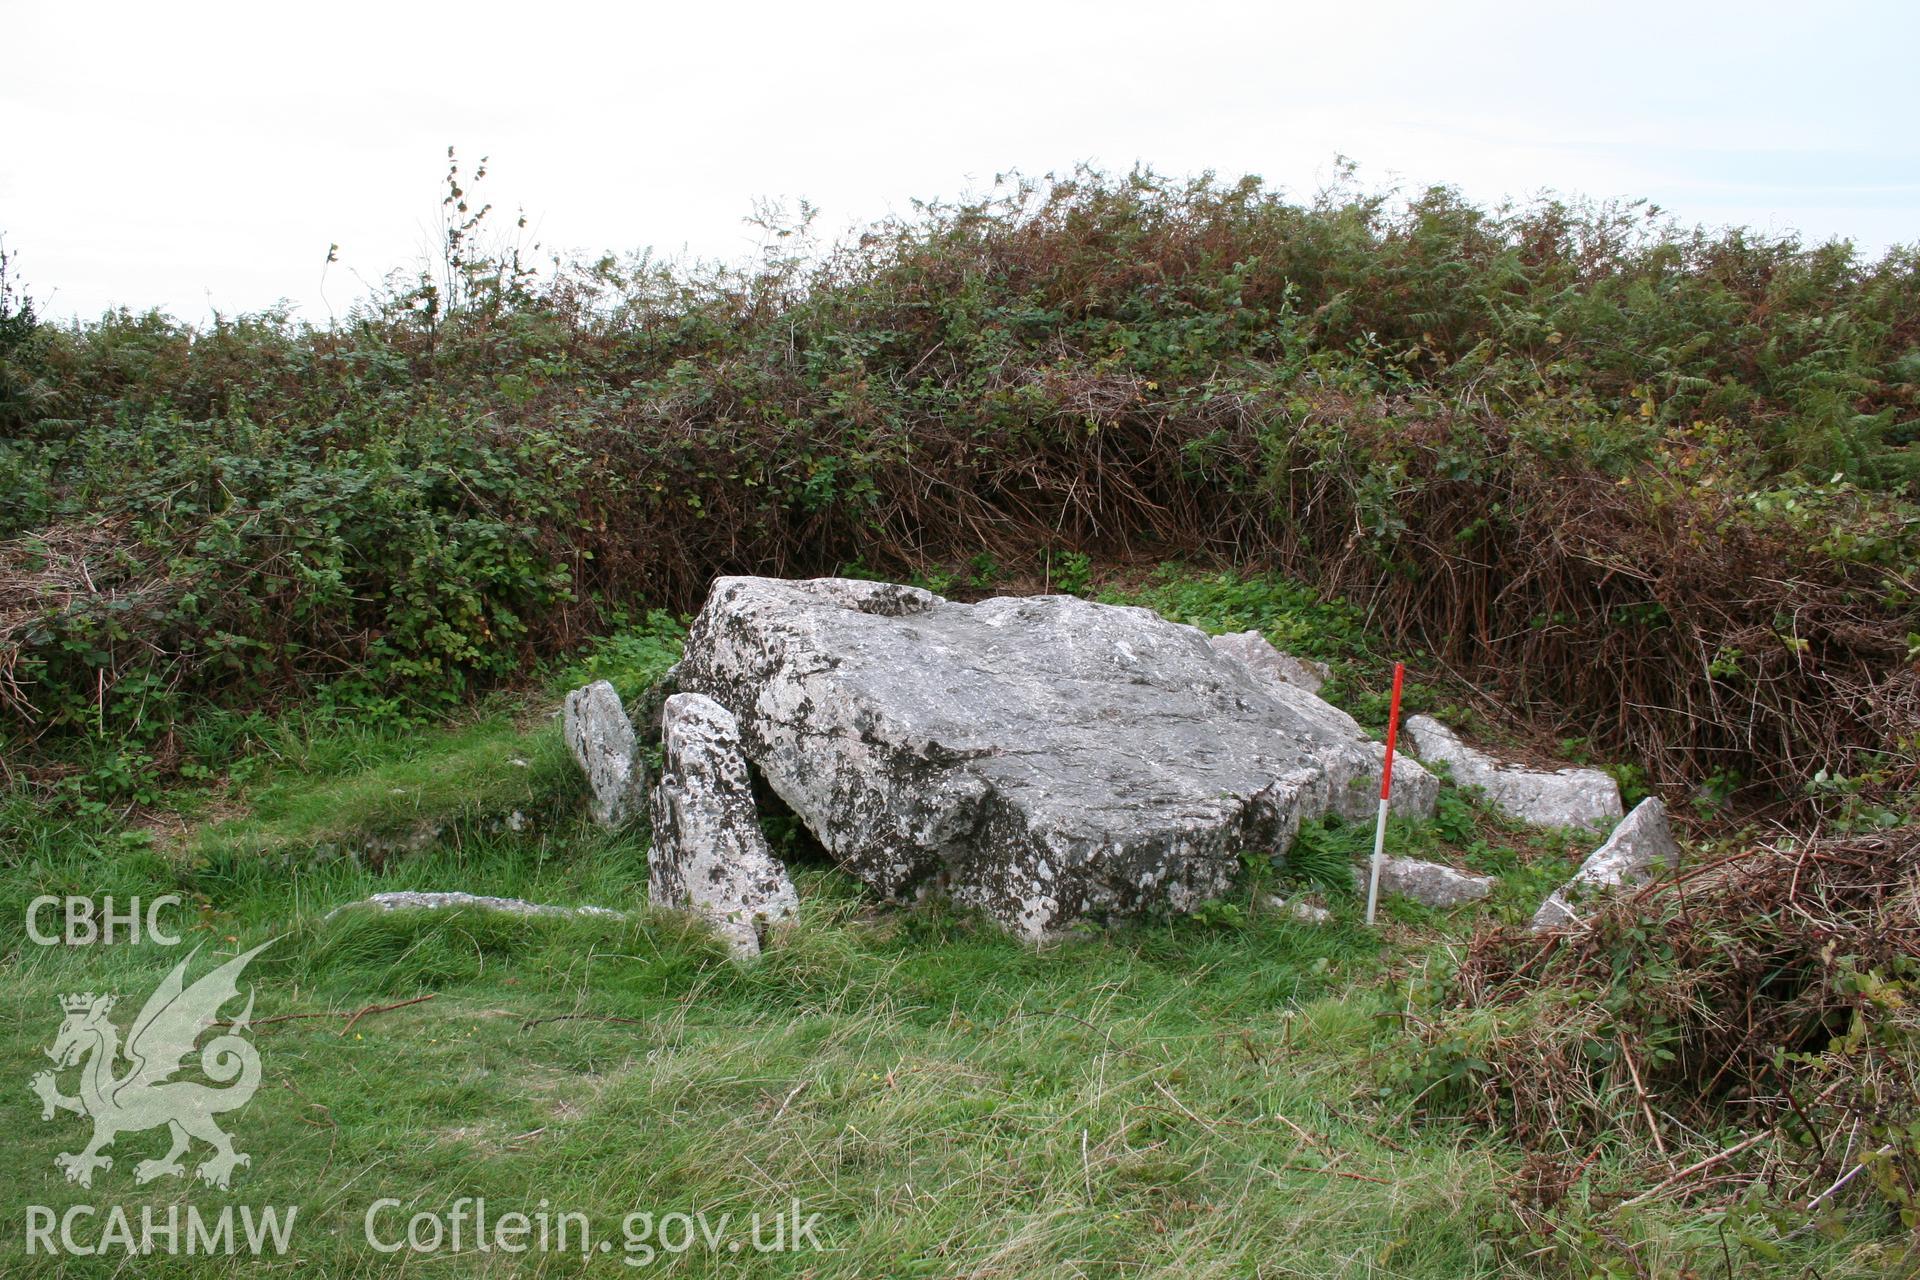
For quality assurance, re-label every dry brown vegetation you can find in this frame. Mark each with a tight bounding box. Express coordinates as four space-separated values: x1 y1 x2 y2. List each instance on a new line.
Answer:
2 168 1916 812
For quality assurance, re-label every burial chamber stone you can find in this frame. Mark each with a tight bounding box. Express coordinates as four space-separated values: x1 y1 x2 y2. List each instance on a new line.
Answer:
1402 714 1623 831
672 576 1436 940
1530 797 1679 931
1208 631 1332 696
649 692 801 959
562 680 648 828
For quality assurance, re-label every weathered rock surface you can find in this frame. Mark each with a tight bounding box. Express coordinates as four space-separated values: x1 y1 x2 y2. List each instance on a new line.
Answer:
674 576 1435 940
327 891 625 921
649 693 800 959
1209 631 1332 696
563 680 649 827
1403 714 1623 830
1264 680 1439 823
1354 855 1496 908
1531 797 1679 930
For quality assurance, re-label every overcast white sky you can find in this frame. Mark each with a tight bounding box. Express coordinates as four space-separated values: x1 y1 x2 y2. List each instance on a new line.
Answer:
5 0 1915 324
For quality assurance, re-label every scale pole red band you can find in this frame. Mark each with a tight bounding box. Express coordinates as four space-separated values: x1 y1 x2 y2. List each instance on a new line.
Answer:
1379 662 1405 800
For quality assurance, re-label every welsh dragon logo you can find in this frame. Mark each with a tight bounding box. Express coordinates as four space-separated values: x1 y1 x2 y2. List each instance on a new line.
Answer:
30 941 271 1190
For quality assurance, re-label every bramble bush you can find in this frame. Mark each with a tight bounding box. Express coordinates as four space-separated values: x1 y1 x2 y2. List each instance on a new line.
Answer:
2 163 1917 807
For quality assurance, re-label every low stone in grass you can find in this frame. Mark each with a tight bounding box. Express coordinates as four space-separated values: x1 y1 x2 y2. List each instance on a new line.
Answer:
1266 894 1332 924
1402 714 1623 831
1352 855 1496 908
327 891 624 921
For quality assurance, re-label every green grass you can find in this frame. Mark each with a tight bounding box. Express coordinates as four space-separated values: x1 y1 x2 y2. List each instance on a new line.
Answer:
0 577 1903 1277
1 840 1893 1277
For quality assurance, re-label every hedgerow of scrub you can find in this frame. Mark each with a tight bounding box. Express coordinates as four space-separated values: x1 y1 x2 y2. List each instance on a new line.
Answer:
2 161 1917 811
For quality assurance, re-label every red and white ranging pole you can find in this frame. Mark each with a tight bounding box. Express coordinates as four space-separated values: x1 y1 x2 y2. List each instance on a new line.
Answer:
1364 662 1406 927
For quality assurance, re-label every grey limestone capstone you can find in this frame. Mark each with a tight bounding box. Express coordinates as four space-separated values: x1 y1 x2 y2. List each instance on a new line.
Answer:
1208 630 1333 696
673 576 1437 940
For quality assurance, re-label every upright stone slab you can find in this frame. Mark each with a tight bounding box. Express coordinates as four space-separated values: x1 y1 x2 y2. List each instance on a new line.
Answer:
1531 797 1679 930
562 680 647 827
1403 714 1623 830
649 693 800 959
675 576 1436 940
